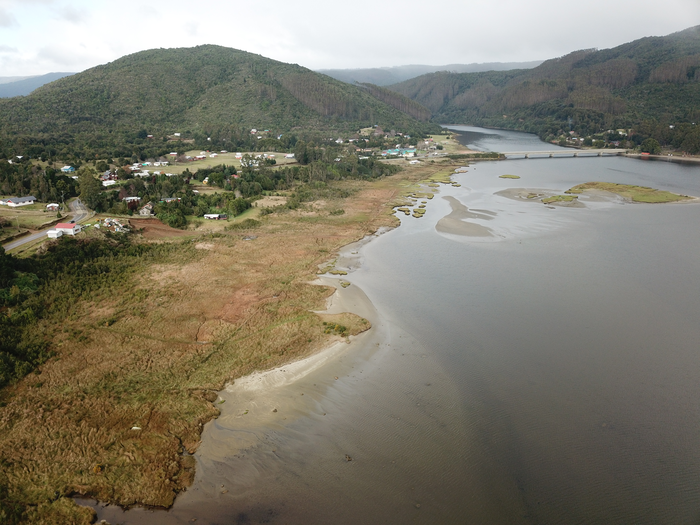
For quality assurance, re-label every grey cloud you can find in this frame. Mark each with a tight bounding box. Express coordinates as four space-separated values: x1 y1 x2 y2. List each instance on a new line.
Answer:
54 4 88 24
37 45 86 66
0 45 18 53
0 7 18 27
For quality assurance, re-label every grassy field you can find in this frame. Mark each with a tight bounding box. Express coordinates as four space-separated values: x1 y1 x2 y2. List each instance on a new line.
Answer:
566 182 692 203
1 160 480 523
425 133 472 155
160 151 298 175
0 204 65 230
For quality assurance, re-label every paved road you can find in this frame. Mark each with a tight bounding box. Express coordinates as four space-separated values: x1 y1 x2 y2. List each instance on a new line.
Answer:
2 199 89 252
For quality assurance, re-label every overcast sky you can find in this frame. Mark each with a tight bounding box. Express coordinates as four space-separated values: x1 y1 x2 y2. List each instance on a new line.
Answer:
0 0 698 76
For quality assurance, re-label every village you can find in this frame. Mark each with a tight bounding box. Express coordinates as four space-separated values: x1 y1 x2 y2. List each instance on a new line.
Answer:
0 129 458 252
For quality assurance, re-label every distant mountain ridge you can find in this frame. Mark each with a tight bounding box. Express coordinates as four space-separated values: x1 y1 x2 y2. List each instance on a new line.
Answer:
318 61 544 86
0 72 75 98
0 76 34 85
387 26 700 145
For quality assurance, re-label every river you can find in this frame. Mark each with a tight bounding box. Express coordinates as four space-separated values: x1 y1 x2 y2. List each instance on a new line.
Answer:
92 127 700 524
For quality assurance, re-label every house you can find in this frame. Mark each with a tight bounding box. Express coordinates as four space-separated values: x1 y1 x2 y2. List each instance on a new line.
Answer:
6 196 36 207
46 203 60 211
61 166 75 173
55 223 82 235
204 213 227 220
102 180 117 187
47 229 63 239
285 153 295 158
122 196 141 203
139 202 154 216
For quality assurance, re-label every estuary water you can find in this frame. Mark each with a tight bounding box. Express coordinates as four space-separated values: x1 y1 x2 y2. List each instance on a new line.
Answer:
94 128 700 524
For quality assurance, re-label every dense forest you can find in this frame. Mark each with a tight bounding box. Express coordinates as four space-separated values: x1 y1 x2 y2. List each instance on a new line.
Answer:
0 46 438 163
389 26 700 152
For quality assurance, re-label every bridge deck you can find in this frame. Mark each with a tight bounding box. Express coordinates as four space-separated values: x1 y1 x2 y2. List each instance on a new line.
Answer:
503 149 627 157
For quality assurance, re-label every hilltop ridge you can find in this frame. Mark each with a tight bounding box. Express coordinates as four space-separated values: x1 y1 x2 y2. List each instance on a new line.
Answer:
0 45 438 160
388 26 700 150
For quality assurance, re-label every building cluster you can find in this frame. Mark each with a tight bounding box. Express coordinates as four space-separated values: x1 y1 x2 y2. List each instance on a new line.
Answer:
94 217 129 233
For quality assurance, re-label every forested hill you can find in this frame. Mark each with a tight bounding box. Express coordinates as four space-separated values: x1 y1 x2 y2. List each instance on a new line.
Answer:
388 26 700 147
0 46 437 160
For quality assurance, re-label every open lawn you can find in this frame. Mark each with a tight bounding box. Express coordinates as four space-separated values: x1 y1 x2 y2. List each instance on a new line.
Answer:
159 151 298 175
0 204 66 230
425 133 473 155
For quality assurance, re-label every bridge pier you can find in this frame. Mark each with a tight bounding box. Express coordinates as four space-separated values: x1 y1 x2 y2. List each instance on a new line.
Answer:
573 152 578 157
549 153 553 158
598 151 603 156
524 154 529 159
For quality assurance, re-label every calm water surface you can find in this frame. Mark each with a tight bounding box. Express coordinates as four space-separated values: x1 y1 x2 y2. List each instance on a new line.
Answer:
95 128 700 524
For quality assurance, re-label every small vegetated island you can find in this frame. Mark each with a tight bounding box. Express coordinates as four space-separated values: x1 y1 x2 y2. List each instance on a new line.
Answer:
564 182 692 203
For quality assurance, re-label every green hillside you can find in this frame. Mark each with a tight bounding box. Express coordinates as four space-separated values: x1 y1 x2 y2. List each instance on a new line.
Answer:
389 26 700 151
0 46 437 161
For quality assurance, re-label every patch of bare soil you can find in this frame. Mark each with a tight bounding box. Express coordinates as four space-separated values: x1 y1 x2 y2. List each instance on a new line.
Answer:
129 218 190 239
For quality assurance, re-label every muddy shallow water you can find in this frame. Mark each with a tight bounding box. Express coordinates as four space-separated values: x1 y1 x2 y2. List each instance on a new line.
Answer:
89 128 700 524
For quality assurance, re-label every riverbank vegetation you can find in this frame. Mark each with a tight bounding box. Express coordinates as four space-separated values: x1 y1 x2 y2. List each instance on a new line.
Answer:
0 158 462 524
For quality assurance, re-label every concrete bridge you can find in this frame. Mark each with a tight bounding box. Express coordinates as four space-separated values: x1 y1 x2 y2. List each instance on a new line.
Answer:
504 149 627 159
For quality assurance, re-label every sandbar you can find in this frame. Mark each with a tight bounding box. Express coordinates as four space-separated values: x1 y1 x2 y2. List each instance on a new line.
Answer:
435 196 494 237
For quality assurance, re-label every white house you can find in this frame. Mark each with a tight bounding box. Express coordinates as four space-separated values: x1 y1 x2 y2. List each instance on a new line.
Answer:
6 196 36 207
139 202 154 216
285 153 295 159
47 229 63 239
204 213 227 220
122 196 141 203
55 223 82 235
61 166 75 173
46 203 60 211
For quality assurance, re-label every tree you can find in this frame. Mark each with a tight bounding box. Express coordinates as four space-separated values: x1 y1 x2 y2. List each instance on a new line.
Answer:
77 167 103 211
640 138 661 155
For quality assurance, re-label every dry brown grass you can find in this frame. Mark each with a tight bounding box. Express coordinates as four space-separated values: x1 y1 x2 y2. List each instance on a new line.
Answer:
2 159 484 521
1 166 447 523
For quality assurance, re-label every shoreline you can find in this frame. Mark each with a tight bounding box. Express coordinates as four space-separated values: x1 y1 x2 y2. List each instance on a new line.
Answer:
84 230 397 523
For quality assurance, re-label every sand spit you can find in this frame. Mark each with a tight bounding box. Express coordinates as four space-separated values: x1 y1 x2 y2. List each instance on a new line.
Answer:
435 195 494 237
